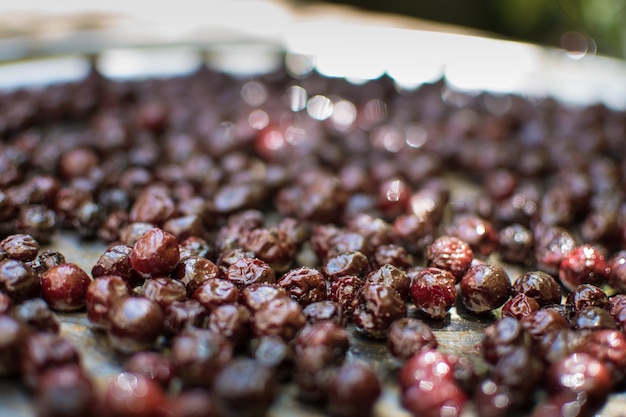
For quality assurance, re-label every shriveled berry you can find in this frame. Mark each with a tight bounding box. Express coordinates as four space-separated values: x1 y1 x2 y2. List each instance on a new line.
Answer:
163 299 208 336
410 267 456 320
426 235 473 282
482 317 533 365
35 364 94 417
302 300 344 326
364 264 410 300
239 283 288 312
139 276 187 308
328 276 363 318
512 271 562 306
21 332 80 390
322 251 370 281
460 263 511 313
252 297 306 341
13 297 60 333
521 309 570 340
192 278 239 311
92 244 143 288
566 284 609 314
547 352 613 403
172 257 220 297
501 293 540 320
0 258 39 301
277 266 327 306
129 228 180 276
0 233 39 261
352 283 406 339
206 303 251 348
225 257 276 288
0 314 26 377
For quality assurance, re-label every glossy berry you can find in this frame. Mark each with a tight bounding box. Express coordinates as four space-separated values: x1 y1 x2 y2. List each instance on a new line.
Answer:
426 235 473 282
351 283 406 339
171 328 233 388
252 297 306 341
327 361 381 417
501 293 540 320
364 264 410 300
101 372 169 417
86 275 130 329
410 267 456 320
107 296 164 353
547 352 613 403
123 351 173 389
225 257 276 288
41 263 91 312
558 244 607 290
129 228 180 276
460 263 511 314
277 266 327 306
387 317 438 361
512 271 562 306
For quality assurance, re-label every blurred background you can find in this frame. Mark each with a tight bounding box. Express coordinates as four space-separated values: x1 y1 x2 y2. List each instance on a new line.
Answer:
305 0 626 59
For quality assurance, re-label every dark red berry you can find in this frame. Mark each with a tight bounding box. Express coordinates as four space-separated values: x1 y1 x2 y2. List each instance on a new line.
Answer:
129 228 180 276
327 361 381 417
426 235 473 282
410 267 456 320
41 263 91 312
351 283 406 339
387 317 438 361
558 244 607 290
460 263 511 313
107 296 164 353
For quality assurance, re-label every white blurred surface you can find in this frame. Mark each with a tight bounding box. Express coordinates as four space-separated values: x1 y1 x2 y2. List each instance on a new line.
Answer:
1 0 626 108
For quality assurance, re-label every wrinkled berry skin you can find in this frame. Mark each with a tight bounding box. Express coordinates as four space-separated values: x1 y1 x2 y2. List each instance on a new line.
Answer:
41 263 91 312
512 271 562 306
426 235 473 282
130 228 180 276
460 264 511 313
352 283 407 339
558 244 607 291
410 267 456 320
252 297 306 342
278 267 327 306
